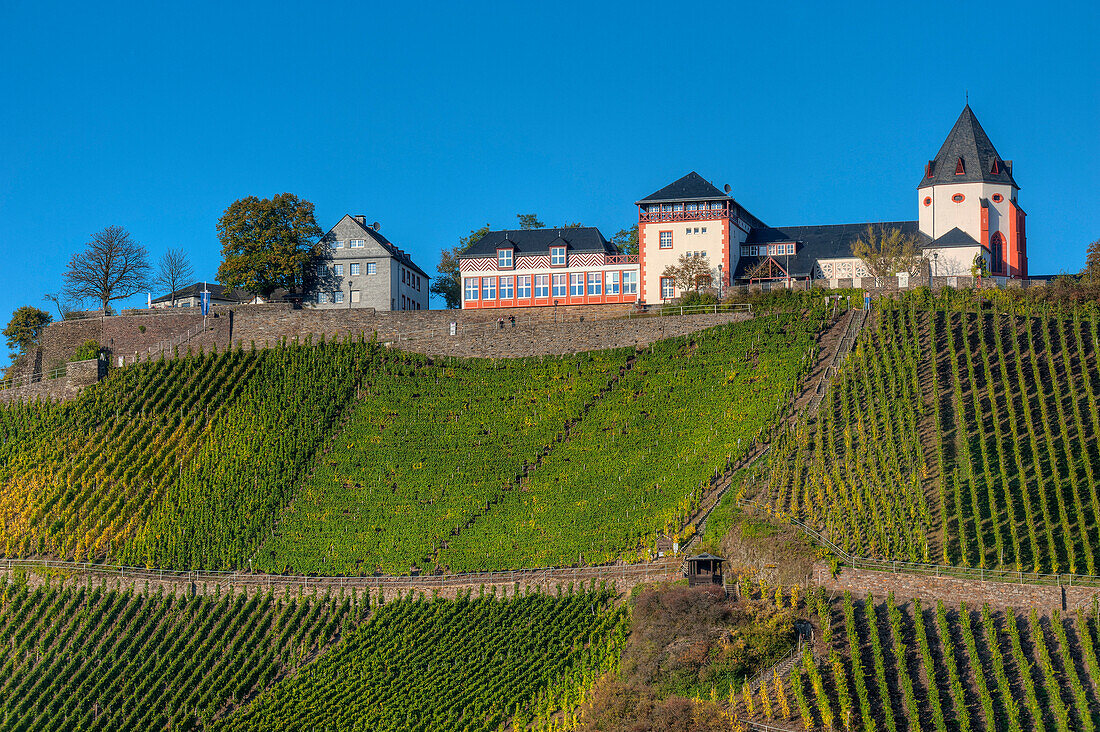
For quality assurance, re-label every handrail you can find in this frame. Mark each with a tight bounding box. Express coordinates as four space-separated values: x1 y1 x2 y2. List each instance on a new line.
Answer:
0 359 98 391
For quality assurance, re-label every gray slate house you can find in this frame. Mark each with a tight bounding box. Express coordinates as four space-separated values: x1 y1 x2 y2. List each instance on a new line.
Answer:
150 283 251 309
309 215 430 311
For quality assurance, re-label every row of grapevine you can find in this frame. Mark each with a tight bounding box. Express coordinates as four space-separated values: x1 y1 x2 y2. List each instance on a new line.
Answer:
0 577 348 731
761 296 1100 575
214 588 628 731
787 594 1100 732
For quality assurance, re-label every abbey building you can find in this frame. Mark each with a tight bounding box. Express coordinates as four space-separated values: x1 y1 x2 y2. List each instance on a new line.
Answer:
459 105 1027 309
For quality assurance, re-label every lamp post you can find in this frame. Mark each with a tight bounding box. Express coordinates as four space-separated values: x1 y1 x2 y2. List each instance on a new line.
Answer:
717 264 723 300
347 280 353 309
932 252 938 279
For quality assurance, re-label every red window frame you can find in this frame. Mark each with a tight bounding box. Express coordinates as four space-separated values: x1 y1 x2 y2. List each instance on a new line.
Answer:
658 231 673 249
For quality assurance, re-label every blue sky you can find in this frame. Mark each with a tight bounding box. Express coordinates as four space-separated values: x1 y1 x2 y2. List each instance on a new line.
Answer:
2 0 1097 326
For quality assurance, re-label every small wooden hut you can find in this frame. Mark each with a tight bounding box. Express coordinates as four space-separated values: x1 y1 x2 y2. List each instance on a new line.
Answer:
684 553 726 587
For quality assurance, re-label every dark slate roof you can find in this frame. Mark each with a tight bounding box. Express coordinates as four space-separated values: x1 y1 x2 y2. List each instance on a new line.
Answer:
918 105 1017 190
152 282 249 304
459 227 616 258
636 171 730 204
735 221 928 279
339 215 431 279
927 226 985 249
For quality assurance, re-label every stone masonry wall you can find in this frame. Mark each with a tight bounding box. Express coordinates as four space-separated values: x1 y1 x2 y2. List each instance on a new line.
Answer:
0 359 101 404
813 563 1100 614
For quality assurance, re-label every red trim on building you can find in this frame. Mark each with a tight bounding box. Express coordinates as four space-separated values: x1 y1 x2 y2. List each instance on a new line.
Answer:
721 218 731 291
951 193 966 203
923 197 932 207
955 158 965 175
638 222 646 302
980 204 989 250
992 193 1003 203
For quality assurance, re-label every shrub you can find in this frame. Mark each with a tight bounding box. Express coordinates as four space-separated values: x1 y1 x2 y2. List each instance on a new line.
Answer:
72 339 101 361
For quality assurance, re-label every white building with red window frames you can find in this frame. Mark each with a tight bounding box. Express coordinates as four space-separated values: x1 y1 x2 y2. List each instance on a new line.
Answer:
458 227 639 310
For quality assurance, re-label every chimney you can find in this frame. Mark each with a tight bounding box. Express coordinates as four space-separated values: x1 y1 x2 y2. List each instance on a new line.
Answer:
354 215 366 224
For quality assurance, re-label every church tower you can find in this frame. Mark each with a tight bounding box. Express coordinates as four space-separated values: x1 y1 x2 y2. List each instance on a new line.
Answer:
918 105 1027 278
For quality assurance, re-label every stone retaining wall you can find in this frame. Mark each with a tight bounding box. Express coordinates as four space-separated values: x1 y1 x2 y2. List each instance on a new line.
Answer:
813 563 1100 613
0 359 102 404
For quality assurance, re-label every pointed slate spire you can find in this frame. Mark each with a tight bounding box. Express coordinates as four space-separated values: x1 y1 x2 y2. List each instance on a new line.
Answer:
918 105 1017 189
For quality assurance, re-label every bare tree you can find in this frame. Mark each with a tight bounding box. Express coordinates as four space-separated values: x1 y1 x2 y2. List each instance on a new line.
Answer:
662 253 714 294
153 248 195 307
64 226 151 314
42 291 77 320
852 224 923 278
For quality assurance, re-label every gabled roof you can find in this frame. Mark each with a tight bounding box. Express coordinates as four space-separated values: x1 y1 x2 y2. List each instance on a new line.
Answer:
636 171 730 204
736 221 929 280
926 226 985 250
152 282 250 304
330 215 431 279
918 105 1017 190
459 227 616 258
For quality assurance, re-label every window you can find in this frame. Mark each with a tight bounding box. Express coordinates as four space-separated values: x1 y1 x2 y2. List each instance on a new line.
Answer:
990 159 1000 174
701 227 706 233
552 273 567 298
952 193 966 203
992 193 1003 203
660 277 675 299
482 277 496 300
317 264 328 277
686 203 698 211
350 263 360 276
497 249 513 268
366 262 377 275
402 269 406 284
500 276 514 299
787 243 795 255
587 272 602 296
659 231 673 249
535 274 549 298
334 264 343 276
623 271 638 295
332 239 344 249
741 246 750 256
570 273 584 297
955 157 965 175
464 278 479 300
923 196 932 207
685 228 691 235
607 271 620 295
334 291 344 304
550 246 566 266
351 290 360 303
317 292 329 304
351 239 365 248
990 232 1004 273
518 275 532 299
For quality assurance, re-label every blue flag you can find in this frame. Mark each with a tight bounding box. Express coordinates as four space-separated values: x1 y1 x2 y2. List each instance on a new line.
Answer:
200 287 211 316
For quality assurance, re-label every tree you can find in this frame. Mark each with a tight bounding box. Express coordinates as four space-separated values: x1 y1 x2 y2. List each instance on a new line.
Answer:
4 306 52 353
559 221 584 229
662 254 714 294
611 228 639 256
153 248 195 306
64 226 151 313
1082 238 1100 283
970 252 990 279
851 225 923 278
216 193 322 299
431 224 490 309
42 292 77 320
516 214 544 230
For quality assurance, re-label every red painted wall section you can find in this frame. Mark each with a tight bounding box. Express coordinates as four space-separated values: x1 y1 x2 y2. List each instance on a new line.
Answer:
721 218 731 289
1006 200 1028 279
638 220 647 302
980 204 989 249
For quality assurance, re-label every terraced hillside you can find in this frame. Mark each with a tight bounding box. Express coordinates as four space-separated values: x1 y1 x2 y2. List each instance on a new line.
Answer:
769 592 1100 732
759 300 1100 574
1 312 823 574
215 588 626 732
0 579 350 731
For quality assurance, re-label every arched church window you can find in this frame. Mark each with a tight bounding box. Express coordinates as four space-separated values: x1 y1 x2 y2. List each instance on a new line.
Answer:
990 232 1004 273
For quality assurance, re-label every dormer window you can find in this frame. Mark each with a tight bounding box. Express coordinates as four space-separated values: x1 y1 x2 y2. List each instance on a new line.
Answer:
955 158 965 175
497 249 513 268
925 161 934 178
550 246 566 266
990 159 1000 174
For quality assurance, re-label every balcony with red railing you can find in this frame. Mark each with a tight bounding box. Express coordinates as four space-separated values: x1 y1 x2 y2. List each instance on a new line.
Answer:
639 203 730 223
606 254 639 265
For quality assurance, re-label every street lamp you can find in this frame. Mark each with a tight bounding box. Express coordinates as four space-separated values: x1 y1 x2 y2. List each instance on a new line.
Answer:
717 264 723 300
347 280 353 309
932 252 939 278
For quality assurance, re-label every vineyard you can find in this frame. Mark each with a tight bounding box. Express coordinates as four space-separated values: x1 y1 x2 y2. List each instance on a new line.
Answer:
261 313 822 574
0 578 351 731
759 591 1100 732
759 300 1100 574
214 588 627 732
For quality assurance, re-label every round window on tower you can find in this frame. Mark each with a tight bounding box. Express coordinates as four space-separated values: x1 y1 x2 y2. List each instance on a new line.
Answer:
923 197 932 207
992 193 1004 203
951 193 966 203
